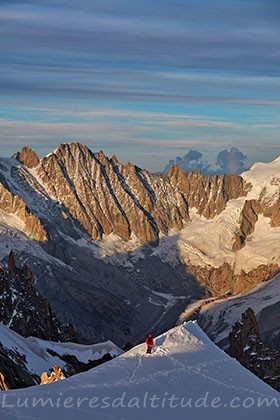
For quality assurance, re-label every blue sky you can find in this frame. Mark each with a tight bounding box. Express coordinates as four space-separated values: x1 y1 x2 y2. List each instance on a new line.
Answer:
0 0 279 171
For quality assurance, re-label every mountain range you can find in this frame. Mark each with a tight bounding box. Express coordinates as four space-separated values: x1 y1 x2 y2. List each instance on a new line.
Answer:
0 142 279 346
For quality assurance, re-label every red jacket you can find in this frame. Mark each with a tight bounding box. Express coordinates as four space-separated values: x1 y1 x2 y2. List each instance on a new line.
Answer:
146 336 154 348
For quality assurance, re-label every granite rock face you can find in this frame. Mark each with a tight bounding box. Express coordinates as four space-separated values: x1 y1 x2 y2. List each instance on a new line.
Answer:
229 308 280 391
36 143 189 244
167 164 249 218
0 178 48 242
233 200 260 250
187 263 279 297
13 146 40 168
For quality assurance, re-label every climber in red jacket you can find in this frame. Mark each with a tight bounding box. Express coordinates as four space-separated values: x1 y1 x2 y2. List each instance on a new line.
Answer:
145 334 154 354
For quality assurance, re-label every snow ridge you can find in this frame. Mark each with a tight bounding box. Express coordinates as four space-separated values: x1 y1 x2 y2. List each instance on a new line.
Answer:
1 322 279 420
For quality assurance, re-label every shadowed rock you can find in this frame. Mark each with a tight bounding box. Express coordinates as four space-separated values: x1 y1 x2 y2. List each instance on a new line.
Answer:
229 308 280 391
0 252 76 342
8 250 17 274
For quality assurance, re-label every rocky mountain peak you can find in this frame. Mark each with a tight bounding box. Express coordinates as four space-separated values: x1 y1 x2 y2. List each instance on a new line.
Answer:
36 143 190 244
111 154 119 165
229 308 260 354
229 308 280 391
12 146 39 168
241 156 280 228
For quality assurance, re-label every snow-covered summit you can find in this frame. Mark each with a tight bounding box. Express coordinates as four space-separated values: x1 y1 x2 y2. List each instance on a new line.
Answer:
1 322 278 420
242 155 280 202
243 155 280 181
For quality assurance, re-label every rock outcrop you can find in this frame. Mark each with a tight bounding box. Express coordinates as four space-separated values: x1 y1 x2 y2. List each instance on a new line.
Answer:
229 308 280 391
187 263 280 297
167 164 249 218
44 350 113 376
263 196 280 227
40 365 65 384
233 264 280 294
0 251 75 342
233 193 280 250
0 180 48 242
0 372 9 391
8 250 17 274
13 146 40 168
233 200 260 250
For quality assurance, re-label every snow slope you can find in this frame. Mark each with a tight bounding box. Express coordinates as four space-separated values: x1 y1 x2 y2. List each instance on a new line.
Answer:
154 156 280 273
242 156 280 202
1 322 279 420
197 272 280 348
0 323 122 377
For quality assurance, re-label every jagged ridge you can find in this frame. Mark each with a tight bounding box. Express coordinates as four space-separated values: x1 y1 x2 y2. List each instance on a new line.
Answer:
36 143 190 244
0 251 74 341
34 142 251 244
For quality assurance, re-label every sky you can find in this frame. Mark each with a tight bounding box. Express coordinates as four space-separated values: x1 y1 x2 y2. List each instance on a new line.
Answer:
0 0 280 172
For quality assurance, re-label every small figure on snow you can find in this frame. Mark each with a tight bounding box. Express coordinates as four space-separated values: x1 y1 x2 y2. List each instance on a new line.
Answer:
146 334 154 354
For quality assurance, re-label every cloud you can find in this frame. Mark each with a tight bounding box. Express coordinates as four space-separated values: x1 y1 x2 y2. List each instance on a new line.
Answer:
163 147 249 175
163 150 211 174
163 120 238 129
216 147 247 174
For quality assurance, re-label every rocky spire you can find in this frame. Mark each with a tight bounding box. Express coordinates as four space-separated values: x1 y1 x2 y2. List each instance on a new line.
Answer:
229 308 280 391
12 146 40 168
8 250 17 274
229 307 260 360
111 154 119 165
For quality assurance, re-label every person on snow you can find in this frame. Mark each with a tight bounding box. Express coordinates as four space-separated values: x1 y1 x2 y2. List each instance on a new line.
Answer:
146 334 154 354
